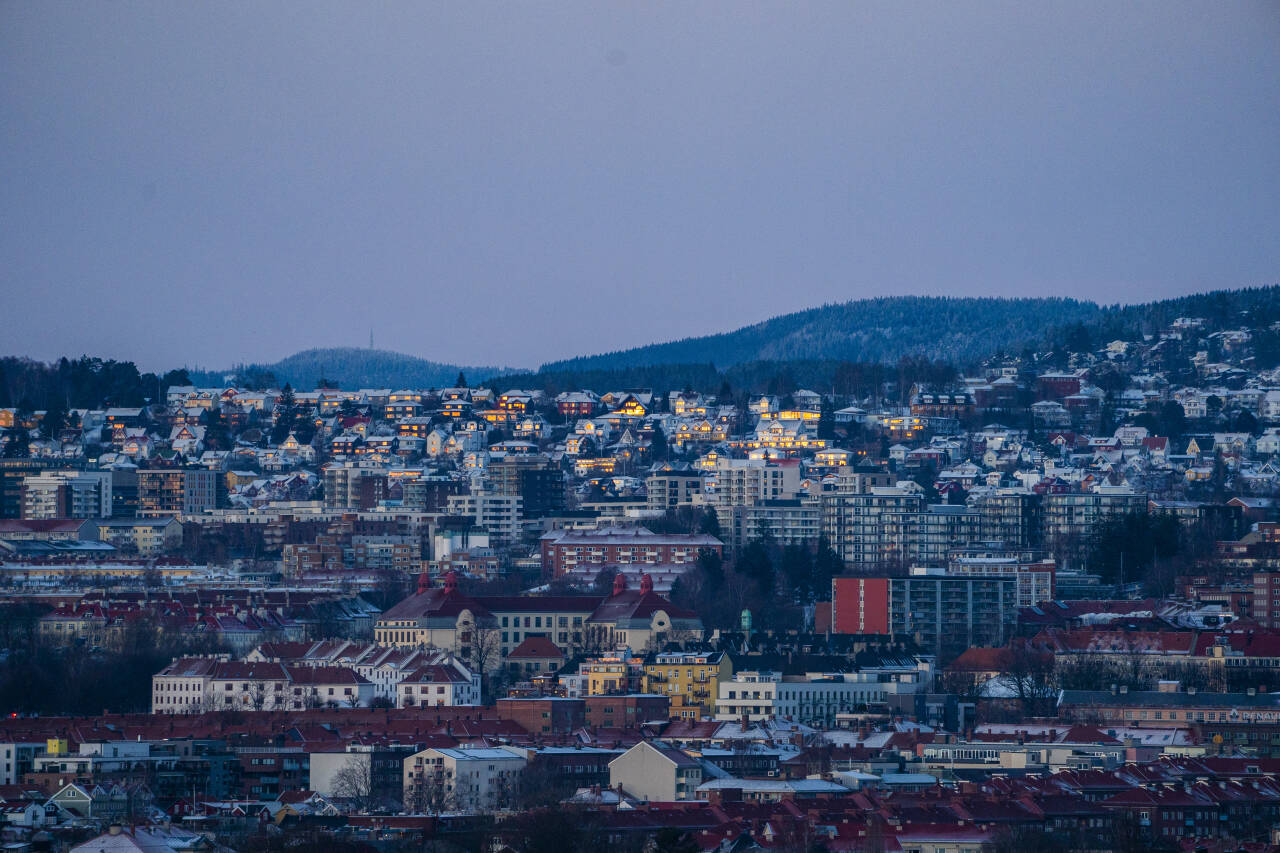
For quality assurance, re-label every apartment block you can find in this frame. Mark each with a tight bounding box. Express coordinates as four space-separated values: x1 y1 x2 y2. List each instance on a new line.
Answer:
137 468 217 517
832 570 1018 658
20 471 112 519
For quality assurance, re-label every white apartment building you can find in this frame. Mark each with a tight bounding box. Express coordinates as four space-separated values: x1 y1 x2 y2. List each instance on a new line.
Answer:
711 458 801 507
20 471 112 519
446 492 521 545
402 746 526 812
151 658 374 713
645 471 703 512
715 669 927 726
946 555 1055 607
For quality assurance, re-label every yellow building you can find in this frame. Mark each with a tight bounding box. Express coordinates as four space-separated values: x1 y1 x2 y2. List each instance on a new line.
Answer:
583 649 645 696
642 651 732 720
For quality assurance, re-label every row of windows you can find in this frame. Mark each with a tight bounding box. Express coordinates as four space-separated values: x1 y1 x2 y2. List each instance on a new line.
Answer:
501 615 582 628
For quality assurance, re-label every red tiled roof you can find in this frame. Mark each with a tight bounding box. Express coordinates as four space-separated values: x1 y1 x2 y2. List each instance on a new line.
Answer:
285 666 369 685
401 665 468 684
507 636 564 660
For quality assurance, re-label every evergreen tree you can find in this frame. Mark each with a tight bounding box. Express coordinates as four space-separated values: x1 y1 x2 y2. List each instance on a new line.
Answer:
455 371 468 388
203 411 231 451
817 397 836 440
813 539 843 600
161 368 191 393
699 507 722 538
271 383 296 444
649 425 668 462
780 545 815 600
736 540 776 596
40 404 66 440
696 548 725 587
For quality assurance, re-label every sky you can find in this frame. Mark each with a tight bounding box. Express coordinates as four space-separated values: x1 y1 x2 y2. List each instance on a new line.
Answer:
2 2 1278 373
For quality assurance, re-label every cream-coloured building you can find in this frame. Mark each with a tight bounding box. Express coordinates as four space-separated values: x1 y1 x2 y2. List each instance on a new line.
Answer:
88 517 183 556
375 572 702 669
608 741 703 802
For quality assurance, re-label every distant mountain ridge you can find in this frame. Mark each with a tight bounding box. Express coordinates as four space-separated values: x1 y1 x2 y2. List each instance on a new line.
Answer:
540 296 1102 372
539 288 1280 373
183 286 1280 391
187 347 513 390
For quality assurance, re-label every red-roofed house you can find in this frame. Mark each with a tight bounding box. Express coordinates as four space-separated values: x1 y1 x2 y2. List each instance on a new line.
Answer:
506 636 566 678
396 659 481 708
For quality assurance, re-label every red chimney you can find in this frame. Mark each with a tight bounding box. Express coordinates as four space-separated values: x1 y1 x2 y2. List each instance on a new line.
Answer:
613 573 627 596
640 573 653 595
416 572 431 595
443 571 458 595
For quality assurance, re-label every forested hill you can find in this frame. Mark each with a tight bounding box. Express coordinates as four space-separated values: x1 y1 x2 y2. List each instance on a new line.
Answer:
539 288 1280 374
540 297 1102 372
188 348 512 390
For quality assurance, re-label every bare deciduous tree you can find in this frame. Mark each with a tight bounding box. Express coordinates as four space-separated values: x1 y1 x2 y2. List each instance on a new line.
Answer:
405 766 457 815
331 754 376 814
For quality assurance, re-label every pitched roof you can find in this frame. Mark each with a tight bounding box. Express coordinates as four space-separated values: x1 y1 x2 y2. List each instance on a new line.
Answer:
589 588 698 624
507 636 565 660
401 665 469 684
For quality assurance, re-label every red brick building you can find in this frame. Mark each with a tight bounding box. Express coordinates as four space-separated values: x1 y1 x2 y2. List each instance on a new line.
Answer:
584 693 669 728
1036 370 1087 400
539 526 722 579
495 697 585 734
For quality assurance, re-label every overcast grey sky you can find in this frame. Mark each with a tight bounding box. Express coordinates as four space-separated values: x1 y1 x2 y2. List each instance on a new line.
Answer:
2 2 1278 372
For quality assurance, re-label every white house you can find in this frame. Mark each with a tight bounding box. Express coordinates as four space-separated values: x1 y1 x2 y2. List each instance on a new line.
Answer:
396 661 482 708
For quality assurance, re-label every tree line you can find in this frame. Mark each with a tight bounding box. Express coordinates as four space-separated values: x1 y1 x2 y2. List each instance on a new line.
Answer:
0 602 227 715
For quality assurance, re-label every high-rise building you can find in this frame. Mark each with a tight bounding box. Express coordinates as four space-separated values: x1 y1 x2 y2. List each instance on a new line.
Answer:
821 487 924 570
487 453 565 519
20 470 112 519
446 491 522 547
711 458 802 507
137 468 218 517
645 470 703 513
892 504 982 566
0 459 53 518
832 570 1018 658
322 461 385 510
738 499 822 548
1041 487 1147 562
967 488 1042 549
